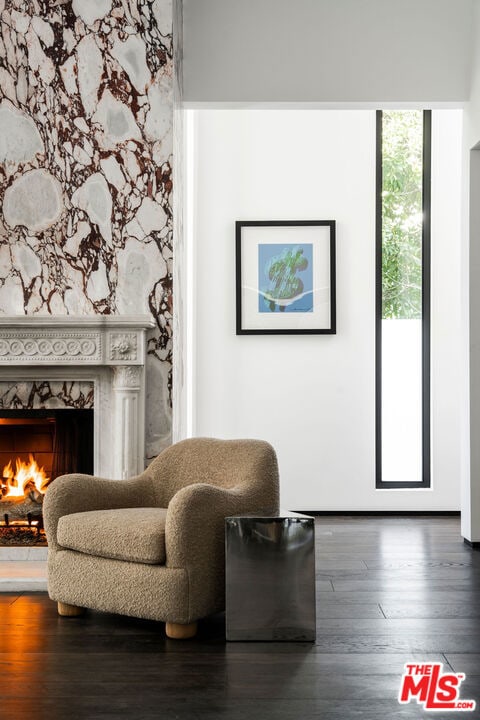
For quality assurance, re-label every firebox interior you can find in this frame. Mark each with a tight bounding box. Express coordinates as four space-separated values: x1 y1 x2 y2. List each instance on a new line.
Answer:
0 410 93 546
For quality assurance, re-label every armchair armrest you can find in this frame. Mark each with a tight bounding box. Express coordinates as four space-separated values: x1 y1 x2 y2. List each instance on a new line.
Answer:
165 483 266 619
165 482 254 577
44 473 156 549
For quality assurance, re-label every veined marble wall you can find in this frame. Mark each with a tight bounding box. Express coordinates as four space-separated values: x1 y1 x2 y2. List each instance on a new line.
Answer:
0 380 94 409
0 0 174 458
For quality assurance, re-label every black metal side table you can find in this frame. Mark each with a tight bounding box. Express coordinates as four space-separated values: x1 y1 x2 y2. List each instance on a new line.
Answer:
225 510 316 641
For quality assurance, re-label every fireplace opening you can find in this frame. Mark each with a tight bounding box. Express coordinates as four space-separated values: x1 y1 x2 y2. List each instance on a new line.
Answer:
0 410 93 546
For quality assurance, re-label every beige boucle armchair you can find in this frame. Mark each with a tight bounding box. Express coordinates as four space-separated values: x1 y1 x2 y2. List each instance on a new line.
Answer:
44 437 279 638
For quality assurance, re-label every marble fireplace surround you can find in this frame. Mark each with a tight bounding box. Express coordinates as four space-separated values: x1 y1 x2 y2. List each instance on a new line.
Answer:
0 314 155 481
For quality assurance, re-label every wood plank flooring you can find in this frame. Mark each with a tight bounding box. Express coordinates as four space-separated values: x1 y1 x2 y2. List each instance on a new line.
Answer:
1 515 479 719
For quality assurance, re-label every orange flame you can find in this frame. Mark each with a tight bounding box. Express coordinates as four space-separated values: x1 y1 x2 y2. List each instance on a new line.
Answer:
1 455 50 499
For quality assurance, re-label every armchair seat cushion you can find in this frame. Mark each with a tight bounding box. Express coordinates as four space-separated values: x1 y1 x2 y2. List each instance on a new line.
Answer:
57 507 168 565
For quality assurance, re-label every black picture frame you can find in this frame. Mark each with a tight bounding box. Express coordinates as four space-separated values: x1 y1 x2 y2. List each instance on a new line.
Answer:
236 220 336 335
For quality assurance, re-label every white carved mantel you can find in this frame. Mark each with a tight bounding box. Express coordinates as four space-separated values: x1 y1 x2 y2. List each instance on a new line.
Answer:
0 315 155 480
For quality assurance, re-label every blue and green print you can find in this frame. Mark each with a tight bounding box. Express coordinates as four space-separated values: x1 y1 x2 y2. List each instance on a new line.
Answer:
258 243 313 313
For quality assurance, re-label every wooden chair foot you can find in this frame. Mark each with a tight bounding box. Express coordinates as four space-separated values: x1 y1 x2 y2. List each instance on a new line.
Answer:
165 621 198 639
57 601 84 617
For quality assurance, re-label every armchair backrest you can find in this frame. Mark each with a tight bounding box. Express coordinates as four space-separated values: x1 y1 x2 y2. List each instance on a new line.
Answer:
145 438 279 510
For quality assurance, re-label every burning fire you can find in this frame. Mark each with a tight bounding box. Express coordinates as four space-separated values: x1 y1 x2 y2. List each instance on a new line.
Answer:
1 455 50 500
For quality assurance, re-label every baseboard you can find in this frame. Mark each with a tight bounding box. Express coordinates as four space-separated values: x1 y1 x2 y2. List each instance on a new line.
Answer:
463 538 480 549
294 510 461 516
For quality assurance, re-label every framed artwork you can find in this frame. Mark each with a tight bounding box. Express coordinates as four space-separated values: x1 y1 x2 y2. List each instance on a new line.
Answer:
235 220 336 335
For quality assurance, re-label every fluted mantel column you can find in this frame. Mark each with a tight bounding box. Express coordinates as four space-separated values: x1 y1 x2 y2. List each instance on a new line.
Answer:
112 365 145 479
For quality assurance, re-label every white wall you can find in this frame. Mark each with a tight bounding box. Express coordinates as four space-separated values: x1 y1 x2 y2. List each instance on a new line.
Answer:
183 0 474 104
431 111 464 508
463 0 480 541
467 149 480 541
188 108 463 510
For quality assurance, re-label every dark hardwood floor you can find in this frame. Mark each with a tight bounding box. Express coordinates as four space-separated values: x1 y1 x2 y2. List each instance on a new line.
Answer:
1 515 479 719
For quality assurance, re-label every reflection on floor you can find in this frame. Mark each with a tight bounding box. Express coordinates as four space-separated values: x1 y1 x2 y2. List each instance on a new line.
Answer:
0 546 47 591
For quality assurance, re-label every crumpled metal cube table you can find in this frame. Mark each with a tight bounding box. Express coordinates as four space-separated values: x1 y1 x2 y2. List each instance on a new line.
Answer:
225 510 316 641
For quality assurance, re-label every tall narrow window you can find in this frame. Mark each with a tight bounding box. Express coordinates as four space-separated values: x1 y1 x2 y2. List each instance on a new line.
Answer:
376 110 431 488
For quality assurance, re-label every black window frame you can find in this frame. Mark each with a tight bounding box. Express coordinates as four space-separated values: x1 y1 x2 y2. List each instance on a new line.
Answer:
375 109 432 489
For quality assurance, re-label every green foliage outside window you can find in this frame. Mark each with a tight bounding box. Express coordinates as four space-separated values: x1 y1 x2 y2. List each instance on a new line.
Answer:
382 111 423 319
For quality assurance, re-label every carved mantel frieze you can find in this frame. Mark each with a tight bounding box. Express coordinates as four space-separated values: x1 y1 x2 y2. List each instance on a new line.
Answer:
0 333 100 363
0 316 154 366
